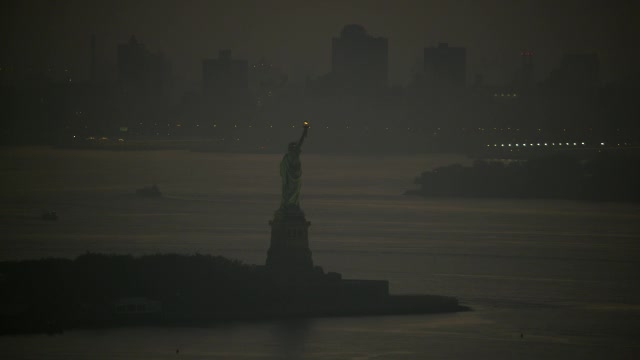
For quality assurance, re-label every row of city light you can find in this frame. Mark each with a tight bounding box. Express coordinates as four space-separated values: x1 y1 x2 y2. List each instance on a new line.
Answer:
124 122 608 134
201 124 452 130
77 135 633 148
175 124 571 133
79 132 635 148
486 142 614 147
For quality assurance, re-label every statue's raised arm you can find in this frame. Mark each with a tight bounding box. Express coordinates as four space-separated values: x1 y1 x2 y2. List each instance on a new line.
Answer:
297 121 310 149
279 122 310 212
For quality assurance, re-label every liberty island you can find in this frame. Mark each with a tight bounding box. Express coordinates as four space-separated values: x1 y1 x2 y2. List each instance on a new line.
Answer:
0 129 466 335
263 121 466 316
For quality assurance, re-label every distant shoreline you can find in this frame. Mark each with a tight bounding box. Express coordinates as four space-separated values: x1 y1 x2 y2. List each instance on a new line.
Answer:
407 153 640 202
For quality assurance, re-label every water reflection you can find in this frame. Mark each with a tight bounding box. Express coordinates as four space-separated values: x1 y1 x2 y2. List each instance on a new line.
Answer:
271 319 313 359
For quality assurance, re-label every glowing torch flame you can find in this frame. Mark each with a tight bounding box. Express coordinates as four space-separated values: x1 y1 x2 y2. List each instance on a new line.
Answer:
303 121 310 128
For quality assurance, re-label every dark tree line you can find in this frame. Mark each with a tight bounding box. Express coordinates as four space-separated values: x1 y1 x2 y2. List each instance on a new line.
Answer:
0 253 278 334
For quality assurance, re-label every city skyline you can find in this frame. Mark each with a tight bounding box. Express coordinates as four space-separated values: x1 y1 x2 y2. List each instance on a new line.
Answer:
1 3 640 356
3 0 639 90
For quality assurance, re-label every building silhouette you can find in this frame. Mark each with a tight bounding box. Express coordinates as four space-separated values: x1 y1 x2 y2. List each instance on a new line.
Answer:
547 53 600 91
513 50 534 90
331 24 388 91
117 36 170 96
116 36 171 136
541 53 601 129
90 34 96 84
423 42 466 88
198 50 251 142
202 49 248 96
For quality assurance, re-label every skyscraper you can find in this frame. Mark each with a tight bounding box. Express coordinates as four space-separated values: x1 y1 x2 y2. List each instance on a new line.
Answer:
331 24 388 90
423 43 466 88
117 36 170 95
202 50 248 97
547 53 600 91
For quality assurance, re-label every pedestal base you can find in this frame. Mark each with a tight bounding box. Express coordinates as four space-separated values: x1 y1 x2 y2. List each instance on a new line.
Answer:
266 206 314 274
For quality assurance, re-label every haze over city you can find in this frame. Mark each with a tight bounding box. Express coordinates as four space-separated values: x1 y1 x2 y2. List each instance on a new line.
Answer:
3 1 640 153
1 1 640 359
4 0 639 86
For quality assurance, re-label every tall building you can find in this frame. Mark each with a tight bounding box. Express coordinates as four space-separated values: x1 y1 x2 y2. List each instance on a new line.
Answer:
202 50 248 96
547 53 600 90
331 24 388 90
117 36 171 136
117 36 170 95
117 36 146 87
90 34 96 84
423 43 466 88
515 50 534 89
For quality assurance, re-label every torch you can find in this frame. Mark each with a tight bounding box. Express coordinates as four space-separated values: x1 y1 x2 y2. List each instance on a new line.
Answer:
298 121 310 148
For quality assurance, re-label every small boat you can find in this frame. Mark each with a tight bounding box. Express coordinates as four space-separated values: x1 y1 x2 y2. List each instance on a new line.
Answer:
136 184 162 197
41 211 58 221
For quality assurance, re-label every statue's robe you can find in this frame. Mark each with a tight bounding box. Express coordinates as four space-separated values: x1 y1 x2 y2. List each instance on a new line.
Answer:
280 149 302 209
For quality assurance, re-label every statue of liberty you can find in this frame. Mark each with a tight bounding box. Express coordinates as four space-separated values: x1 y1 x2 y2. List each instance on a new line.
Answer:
279 121 309 212
267 121 314 272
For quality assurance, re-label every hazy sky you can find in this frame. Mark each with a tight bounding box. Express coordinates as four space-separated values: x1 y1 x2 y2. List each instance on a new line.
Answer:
3 0 639 87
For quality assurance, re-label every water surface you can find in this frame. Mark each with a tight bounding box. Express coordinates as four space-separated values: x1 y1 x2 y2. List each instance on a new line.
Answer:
1 148 638 359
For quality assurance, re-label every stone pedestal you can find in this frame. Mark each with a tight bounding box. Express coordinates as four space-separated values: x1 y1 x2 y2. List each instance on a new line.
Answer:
266 207 314 273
